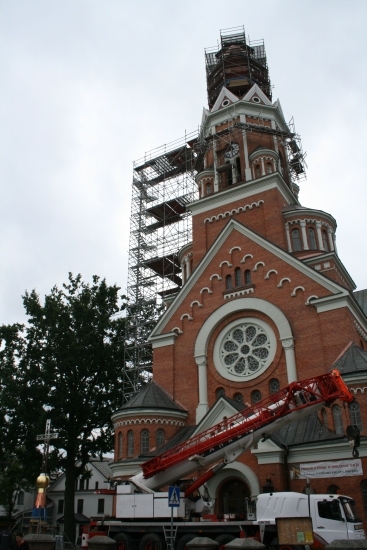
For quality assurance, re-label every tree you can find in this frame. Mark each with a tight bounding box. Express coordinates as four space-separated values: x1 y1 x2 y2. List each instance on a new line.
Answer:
0 274 126 541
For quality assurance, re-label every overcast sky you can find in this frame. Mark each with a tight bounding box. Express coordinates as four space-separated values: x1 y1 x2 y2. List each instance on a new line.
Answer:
1 0 366 325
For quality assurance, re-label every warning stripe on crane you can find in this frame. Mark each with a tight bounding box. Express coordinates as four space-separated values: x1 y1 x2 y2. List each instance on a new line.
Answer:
142 370 353 479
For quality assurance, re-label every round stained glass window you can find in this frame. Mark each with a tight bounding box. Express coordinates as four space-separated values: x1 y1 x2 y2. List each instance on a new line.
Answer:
213 318 276 381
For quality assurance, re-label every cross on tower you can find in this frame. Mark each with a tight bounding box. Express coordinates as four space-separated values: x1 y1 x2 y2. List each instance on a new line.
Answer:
36 419 59 473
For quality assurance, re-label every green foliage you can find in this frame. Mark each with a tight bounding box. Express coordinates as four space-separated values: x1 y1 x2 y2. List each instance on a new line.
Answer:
0 273 127 540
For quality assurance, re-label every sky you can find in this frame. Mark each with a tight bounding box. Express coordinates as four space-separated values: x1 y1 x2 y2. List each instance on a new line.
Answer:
1 0 366 325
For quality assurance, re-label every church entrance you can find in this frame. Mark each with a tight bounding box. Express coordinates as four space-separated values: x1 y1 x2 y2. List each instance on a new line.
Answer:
217 477 251 515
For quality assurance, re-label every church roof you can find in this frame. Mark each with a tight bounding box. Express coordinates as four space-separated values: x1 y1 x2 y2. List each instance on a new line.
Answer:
271 411 340 446
329 342 367 375
354 289 367 317
120 381 187 412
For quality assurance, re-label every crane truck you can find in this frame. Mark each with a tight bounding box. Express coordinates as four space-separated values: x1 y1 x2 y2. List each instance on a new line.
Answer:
83 370 365 549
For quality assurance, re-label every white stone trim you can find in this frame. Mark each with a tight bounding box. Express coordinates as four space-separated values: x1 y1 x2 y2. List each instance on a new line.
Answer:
253 261 265 271
150 219 348 342
180 313 193 321
355 320 367 342
171 326 183 334
194 297 297 421
224 287 254 299
277 277 291 288
188 172 295 216
112 408 188 423
206 461 261 499
229 246 241 254
305 295 319 305
150 332 177 349
204 200 264 223
291 286 305 297
219 261 232 268
200 287 213 295
240 254 253 264
114 418 186 427
264 269 278 280
190 300 203 308
210 274 222 281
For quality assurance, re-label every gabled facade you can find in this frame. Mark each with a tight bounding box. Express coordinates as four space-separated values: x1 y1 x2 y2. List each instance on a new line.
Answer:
112 28 367 525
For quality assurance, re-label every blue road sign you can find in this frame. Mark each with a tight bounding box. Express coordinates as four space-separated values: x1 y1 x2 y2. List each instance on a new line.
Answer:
168 486 180 507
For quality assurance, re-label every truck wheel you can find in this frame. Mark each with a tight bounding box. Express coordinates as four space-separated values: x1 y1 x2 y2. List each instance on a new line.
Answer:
269 538 302 550
114 533 131 550
215 534 235 550
177 534 195 550
139 533 162 550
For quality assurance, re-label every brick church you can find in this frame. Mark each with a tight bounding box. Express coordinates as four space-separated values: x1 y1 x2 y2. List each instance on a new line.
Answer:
111 29 367 524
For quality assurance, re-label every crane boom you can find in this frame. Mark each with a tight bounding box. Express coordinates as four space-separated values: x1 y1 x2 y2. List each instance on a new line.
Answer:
130 370 353 492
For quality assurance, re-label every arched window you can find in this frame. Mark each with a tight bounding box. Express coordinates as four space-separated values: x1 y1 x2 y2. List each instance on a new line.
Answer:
17 491 24 505
127 430 134 457
308 227 317 250
322 230 329 251
361 480 367 513
225 274 232 290
332 404 344 435
327 484 340 495
156 429 165 449
349 401 363 432
233 392 243 403
291 228 302 251
235 267 242 288
206 182 212 195
255 164 261 177
216 387 225 399
266 162 273 174
244 269 252 285
140 429 150 454
118 432 123 458
251 390 262 404
236 158 242 180
269 378 280 395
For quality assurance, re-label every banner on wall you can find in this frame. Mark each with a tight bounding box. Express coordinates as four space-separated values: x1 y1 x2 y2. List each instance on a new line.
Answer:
290 459 363 479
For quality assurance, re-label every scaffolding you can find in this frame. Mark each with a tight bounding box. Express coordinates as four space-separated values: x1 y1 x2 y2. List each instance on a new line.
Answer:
205 26 271 109
123 132 198 401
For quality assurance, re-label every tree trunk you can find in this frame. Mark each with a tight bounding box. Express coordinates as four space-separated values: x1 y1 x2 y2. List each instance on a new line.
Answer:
64 450 77 545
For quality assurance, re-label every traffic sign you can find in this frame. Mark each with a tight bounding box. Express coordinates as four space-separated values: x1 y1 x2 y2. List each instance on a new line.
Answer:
168 486 180 507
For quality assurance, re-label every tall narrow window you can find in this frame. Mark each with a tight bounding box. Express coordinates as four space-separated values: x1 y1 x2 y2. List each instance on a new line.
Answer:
156 429 165 449
127 430 134 457
77 499 84 514
349 401 363 432
118 432 123 458
225 275 232 290
322 230 329 251
308 227 317 250
236 158 242 180
332 404 344 435
322 408 328 428
140 429 150 454
244 269 252 285
251 390 262 404
79 478 85 491
98 499 105 514
17 491 24 505
266 162 273 174
206 182 212 195
269 378 280 395
58 499 64 514
254 164 261 177
235 267 242 288
291 228 302 251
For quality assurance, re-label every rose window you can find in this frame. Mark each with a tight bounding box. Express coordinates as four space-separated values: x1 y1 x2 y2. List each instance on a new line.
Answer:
220 323 271 377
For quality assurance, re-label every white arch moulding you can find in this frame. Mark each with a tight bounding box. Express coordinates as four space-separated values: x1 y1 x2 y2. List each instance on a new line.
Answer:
194 297 297 422
206 461 261 499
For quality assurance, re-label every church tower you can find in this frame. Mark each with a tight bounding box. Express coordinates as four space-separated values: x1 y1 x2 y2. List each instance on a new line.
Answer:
112 27 367 520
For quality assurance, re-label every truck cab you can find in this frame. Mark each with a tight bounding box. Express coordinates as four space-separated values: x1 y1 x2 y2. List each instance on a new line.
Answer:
256 492 365 545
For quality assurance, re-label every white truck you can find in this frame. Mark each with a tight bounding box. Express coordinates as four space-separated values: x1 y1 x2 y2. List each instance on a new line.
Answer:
85 370 365 549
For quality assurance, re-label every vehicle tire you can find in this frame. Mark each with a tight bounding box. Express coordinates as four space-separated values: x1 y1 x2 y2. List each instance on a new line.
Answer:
215 534 235 550
139 533 162 550
177 534 195 550
114 533 131 550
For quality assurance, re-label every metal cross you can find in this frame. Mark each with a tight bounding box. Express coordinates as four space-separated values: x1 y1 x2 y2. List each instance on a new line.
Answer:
36 419 59 473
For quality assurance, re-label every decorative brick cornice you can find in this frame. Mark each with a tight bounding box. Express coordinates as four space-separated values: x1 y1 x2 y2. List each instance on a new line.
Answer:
114 418 185 428
204 200 264 224
354 320 367 342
